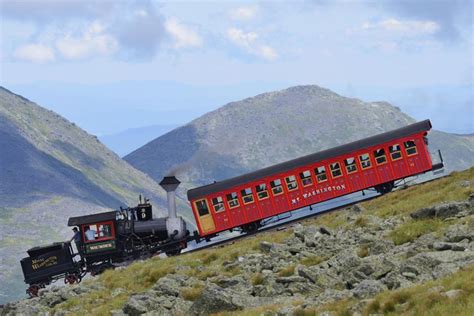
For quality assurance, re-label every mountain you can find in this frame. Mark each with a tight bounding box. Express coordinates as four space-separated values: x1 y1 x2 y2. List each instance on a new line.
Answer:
99 124 179 157
124 85 474 199
0 87 170 304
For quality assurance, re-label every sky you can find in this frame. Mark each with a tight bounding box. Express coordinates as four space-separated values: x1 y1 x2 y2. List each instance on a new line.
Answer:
0 0 472 135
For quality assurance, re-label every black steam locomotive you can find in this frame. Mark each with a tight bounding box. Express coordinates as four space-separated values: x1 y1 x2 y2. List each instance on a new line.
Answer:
20 177 189 297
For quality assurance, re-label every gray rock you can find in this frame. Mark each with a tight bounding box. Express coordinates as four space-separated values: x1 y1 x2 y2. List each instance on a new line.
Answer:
190 283 253 315
443 289 463 299
433 242 452 251
352 280 386 299
123 294 165 316
260 241 273 253
411 201 470 220
445 224 474 242
275 276 307 284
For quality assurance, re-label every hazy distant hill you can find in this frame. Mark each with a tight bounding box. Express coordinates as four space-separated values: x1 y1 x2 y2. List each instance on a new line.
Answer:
99 124 179 157
0 87 169 304
125 85 474 199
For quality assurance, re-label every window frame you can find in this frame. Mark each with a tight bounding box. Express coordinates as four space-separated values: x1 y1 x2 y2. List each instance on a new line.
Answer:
315 166 328 183
211 196 225 213
241 188 255 205
255 183 269 200
344 157 358 174
299 170 313 187
389 144 403 161
404 140 418 156
359 153 372 170
285 175 299 191
330 162 343 178
82 221 115 244
374 148 388 165
194 199 211 217
270 179 284 196
226 192 240 209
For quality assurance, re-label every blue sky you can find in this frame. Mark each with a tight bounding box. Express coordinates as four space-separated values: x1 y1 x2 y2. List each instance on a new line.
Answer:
0 0 472 135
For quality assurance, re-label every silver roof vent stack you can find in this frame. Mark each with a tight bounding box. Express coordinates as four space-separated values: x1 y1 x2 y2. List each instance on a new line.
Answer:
159 176 180 219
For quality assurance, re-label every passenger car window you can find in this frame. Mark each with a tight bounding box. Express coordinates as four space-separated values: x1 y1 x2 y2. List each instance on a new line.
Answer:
241 188 254 204
389 144 402 160
195 200 210 216
285 175 298 191
330 162 342 178
359 153 372 169
404 140 417 156
315 166 327 182
344 157 357 173
299 170 313 186
211 196 225 213
270 179 284 195
226 192 240 208
255 184 269 200
374 148 387 165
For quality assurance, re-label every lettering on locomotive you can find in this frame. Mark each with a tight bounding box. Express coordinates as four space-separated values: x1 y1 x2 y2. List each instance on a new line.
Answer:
86 241 116 253
31 256 58 270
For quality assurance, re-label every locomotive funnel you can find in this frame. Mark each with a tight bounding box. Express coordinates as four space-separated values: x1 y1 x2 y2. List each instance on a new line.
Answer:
159 176 180 219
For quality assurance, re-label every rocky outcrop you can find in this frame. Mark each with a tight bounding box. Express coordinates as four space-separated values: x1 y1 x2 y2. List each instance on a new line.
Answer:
3 197 474 316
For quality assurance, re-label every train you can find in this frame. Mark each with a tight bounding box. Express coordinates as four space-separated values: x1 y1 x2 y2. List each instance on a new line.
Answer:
20 120 444 297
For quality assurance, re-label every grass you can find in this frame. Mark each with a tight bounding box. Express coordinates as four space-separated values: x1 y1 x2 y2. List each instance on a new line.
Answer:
251 273 264 285
181 285 204 301
277 265 295 277
300 255 328 267
388 218 446 245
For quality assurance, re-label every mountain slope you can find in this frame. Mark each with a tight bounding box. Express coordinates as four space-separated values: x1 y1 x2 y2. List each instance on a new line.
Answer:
0 87 169 304
125 85 474 199
0 86 166 209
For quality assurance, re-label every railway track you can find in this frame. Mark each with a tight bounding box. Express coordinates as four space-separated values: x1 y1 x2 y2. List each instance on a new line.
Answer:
183 173 447 255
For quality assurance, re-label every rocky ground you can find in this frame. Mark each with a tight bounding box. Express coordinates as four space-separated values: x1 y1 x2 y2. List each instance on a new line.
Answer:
2 193 473 316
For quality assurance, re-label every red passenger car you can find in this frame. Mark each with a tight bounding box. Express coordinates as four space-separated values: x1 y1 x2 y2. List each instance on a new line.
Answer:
187 120 443 237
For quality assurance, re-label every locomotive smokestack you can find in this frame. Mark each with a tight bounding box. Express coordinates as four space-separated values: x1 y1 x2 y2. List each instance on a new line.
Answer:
159 176 180 219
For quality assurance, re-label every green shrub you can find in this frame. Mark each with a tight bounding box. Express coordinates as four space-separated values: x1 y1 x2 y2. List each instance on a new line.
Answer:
251 273 264 285
277 265 295 277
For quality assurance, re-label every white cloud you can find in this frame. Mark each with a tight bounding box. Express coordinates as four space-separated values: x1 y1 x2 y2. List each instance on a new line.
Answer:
227 28 258 48
55 21 118 60
164 18 203 49
230 5 258 20
362 18 440 36
13 44 55 63
226 28 277 61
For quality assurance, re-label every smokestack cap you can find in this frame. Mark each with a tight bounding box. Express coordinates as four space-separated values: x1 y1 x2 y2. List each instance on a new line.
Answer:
159 176 181 192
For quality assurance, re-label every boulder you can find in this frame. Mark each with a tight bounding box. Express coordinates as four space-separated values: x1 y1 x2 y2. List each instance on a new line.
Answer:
122 294 172 316
152 275 187 297
410 201 470 220
352 280 386 299
260 241 274 253
443 289 464 299
444 224 474 242
190 283 254 315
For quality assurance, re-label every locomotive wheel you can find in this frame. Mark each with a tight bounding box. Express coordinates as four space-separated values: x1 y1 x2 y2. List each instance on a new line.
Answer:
27 284 40 298
64 273 78 284
165 248 182 256
242 221 260 234
376 181 394 195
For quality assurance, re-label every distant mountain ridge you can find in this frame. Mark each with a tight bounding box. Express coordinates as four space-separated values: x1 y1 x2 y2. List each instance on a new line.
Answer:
125 85 474 208
99 124 179 157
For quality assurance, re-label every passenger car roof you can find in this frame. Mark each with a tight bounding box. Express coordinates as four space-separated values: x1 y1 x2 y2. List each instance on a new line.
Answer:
187 119 432 201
